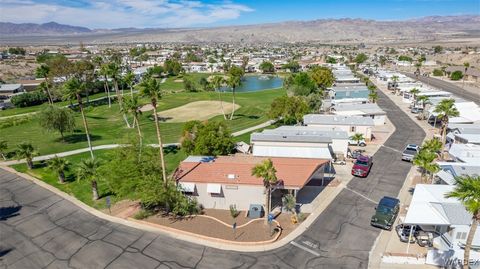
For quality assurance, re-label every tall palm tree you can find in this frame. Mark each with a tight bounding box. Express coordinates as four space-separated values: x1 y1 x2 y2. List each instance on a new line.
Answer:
251 159 278 222
391 75 399 95
77 158 101 200
463 62 470 89
241 56 249 72
434 99 460 145
417 95 431 111
227 75 241 120
413 149 437 182
445 175 480 269
36 64 54 105
121 95 143 145
48 156 69 184
212 75 227 119
108 62 130 128
409 88 420 101
16 142 38 170
62 77 94 159
140 78 167 182
99 63 112 108
124 71 136 97
414 62 422 79
0 140 7 160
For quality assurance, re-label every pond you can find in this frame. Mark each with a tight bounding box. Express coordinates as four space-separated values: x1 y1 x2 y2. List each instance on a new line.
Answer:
220 75 283 93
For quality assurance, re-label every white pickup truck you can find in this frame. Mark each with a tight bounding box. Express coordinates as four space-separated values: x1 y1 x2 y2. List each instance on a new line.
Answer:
402 144 420 162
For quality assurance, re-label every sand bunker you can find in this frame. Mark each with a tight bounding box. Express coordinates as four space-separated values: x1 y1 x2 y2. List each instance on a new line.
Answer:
141 101 240 122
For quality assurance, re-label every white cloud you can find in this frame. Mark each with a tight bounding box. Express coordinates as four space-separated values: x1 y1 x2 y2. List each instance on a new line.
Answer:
0 0 254 28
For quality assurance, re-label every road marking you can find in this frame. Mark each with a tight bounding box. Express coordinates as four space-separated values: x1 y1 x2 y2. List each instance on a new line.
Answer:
344 187 377 204
290 241 321 257
380 145 402 154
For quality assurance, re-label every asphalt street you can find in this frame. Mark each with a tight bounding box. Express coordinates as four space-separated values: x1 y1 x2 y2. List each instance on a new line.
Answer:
404 73 479 104
0 89 425 269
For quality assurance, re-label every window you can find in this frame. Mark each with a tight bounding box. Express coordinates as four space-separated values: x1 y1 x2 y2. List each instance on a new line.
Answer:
456 232 467 240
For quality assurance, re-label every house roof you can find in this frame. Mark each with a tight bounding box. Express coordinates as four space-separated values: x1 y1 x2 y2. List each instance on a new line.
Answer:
436 162 480 185
0 84 22 92
332 103 386 116
175 155 329 189
449 143 480 163
251 126 348 143
404 184 472 225
304 114 375 126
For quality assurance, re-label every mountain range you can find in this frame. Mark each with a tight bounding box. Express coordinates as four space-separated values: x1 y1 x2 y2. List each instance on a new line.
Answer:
1 15 479 44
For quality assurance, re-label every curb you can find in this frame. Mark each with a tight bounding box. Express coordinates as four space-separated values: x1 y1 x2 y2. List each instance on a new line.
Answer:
0 165 342 252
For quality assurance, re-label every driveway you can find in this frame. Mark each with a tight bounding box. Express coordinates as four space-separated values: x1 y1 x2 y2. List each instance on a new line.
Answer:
0 90 425 269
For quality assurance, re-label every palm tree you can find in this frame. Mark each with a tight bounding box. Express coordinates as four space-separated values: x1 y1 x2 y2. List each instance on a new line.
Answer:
140 77 167 182
227 75 241 120
251 159 278 222
48 156 69 184
413 149 437 182
416 95 431 111
0 140 7 160
36 64 54 104
77 158 101 200
241 56 249 72
121 95 143 145
124 71 136 97
434 99 460 145
350 133 365 145
368 91 378 103
414 62 422 79
212 75 227 119
62 77 94 159
108 62 130 128
422 138 443 156
16 142 38 170
409 88 420 101
391 75 399 95
283 193 298 224
445 175 480 269
99 64 112 108
463 62 470 89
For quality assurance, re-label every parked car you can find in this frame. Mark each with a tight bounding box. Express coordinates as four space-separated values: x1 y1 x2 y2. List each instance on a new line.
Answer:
402 144 420 162
351 155 373 177
410 107 424 114
371 196 400 230
348 149 365 159
395 224 419 243
348 139 367 147
415 230 434 247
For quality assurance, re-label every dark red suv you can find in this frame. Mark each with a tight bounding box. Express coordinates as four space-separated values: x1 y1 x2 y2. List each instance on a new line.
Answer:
351 155 373 177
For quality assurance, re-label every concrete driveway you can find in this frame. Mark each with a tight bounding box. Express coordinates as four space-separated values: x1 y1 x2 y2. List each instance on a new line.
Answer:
0 90 425 269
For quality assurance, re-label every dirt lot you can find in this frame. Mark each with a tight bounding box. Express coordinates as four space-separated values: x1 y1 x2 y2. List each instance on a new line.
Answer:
141 101 240 122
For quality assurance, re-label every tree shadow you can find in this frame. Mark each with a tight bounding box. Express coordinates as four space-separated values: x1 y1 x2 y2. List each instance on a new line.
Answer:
87 115 107 120
0 247 14 257
231 114 260 120
60 134 102 144
98 191 115 200
164 145 179 154
0 205 22 221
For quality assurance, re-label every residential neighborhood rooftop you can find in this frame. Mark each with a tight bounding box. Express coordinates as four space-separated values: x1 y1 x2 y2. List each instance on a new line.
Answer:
303 114 375 126
175 155 329 189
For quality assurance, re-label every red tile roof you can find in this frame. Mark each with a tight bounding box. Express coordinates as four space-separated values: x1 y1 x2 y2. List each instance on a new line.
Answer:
175 155 328 189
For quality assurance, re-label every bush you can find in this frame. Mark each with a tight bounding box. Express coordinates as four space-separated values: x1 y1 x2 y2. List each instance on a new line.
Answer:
11 91 48 107
450 71 463 81
432 69 443 76
133 210 154 220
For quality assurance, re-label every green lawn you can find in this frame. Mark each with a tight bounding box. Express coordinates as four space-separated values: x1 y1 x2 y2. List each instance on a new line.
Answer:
11 148 187 209
0 88 285 156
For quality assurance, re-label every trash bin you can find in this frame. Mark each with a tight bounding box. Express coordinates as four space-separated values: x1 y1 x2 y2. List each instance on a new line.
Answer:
248 204 264 219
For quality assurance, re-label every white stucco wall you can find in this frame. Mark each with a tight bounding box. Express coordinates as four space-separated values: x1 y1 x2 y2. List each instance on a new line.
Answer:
331 138 349 157
187 183 265 211
307 124 373 140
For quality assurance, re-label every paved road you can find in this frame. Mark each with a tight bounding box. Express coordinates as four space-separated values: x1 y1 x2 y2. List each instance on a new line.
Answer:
404 73 479 104
0 90 425 269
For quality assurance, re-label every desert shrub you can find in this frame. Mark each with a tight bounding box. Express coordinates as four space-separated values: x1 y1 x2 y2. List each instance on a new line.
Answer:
11 91 48 107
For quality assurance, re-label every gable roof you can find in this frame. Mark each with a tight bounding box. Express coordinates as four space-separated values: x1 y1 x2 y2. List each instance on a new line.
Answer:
175 155 328 189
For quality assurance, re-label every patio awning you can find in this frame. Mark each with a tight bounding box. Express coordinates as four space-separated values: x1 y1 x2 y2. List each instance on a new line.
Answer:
207 183 222 194
178 182 195 193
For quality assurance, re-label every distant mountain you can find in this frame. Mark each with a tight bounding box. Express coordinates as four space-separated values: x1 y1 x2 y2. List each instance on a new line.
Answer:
0 15 479 44
0 21 91 35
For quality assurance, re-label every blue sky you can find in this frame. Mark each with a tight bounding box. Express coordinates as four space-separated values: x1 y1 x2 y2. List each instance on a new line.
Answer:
1 0 479 28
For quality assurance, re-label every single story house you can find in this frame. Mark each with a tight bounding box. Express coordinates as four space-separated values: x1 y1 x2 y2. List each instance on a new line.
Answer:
329 85 370 101
331 103 386 125
445 66 480 82
303 114 374 140
174 155 329 211
404 184 480 267
0 84 24 98
434 162 480 185
251 126 349 159
448 143 480 163
429 101 480 125
17 79 44 92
